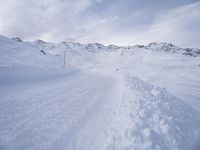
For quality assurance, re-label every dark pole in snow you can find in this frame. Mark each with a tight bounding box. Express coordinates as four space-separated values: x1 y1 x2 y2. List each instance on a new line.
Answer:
63 50 66 68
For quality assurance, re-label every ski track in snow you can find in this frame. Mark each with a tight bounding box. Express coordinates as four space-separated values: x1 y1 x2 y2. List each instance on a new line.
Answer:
0 71 120 150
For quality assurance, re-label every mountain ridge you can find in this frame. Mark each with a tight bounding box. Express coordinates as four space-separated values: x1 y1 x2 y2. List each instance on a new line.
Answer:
10 35 200 57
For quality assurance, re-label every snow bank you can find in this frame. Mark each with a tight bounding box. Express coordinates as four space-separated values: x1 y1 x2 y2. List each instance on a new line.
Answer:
106 75 200 150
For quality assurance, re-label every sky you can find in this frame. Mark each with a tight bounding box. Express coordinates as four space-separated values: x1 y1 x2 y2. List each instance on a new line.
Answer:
0 0 200 48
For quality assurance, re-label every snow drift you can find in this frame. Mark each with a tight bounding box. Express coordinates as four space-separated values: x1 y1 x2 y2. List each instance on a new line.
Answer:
106 75 200 150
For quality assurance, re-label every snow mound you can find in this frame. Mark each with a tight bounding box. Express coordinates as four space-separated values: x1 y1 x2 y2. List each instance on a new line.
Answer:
106 76 200 150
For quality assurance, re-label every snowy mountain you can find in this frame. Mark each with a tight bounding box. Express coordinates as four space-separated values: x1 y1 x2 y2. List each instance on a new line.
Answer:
11 36 199 58
146 42 200 57
0 35 63 68
30 39 200 57
0 34 200 150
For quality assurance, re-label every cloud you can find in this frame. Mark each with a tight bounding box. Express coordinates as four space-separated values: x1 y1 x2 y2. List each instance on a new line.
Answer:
0 0 199 48
0 0 95 40
134 1 200 47
77 0 200 48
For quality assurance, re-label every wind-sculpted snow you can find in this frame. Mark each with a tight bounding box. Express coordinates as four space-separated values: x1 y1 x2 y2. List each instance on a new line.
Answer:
106 76 200 150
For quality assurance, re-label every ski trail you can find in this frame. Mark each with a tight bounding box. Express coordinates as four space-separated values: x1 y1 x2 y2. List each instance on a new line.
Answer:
0 72 120 150
49 73 122 150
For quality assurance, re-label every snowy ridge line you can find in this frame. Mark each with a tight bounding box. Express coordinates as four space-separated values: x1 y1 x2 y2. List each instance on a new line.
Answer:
105 75 200 150
10 35 200 57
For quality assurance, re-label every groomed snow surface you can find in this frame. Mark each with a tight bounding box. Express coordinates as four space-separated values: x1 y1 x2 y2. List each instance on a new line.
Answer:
0 35 200 150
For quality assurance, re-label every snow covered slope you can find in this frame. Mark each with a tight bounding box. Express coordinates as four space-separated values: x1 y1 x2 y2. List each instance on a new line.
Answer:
0 35 200 150
0 35 63 68
100 48 200 110
0 35 77 87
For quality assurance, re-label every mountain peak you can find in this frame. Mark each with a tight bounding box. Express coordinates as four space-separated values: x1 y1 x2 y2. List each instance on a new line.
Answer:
12 37 23 42
33 39 46 45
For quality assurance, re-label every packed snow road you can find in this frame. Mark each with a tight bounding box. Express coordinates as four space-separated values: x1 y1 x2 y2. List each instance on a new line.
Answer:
0 69 121 150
